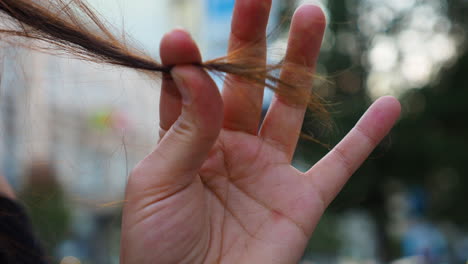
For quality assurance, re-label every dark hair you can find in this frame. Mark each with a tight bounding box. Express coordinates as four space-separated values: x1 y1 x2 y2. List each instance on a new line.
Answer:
0 0 328 120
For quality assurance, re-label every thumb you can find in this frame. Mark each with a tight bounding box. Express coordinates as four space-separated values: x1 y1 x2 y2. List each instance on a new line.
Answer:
132 65 223 188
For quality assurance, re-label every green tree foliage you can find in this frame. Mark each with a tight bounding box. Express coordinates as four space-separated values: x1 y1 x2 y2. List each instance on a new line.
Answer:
294 0 468 260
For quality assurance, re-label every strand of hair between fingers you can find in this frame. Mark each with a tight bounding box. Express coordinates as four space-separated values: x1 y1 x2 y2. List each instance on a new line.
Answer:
0 0 330 123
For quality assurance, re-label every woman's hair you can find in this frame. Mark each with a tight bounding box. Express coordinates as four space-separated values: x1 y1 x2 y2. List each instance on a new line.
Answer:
0 0 328 121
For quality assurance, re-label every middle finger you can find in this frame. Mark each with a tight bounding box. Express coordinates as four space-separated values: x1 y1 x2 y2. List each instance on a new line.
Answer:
222 0 272 134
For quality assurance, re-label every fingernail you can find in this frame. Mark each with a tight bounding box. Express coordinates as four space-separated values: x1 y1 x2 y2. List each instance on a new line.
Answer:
171 70 192 105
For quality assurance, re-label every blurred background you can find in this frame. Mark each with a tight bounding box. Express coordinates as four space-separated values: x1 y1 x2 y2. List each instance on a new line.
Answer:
0 0 467 263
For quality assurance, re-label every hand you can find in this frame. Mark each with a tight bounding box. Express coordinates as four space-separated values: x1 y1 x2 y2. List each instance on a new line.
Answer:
120 1 401 263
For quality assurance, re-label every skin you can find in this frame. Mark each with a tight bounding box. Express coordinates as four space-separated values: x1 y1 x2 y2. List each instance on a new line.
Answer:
0 1 400 264
0 1 400 263
120 1 401 264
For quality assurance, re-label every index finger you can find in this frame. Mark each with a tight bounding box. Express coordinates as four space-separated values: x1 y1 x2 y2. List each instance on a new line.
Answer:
159 29 202 140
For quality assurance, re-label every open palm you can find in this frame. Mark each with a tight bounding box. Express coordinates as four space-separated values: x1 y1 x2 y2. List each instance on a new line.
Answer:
120 1 401 264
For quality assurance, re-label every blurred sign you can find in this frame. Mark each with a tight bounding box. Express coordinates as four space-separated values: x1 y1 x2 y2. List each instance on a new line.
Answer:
207 0 235 19
202 0 281 59
203 0 235 59
89 109 130 132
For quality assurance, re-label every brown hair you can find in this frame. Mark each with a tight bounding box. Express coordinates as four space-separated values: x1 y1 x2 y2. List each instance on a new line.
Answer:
0 0 328 121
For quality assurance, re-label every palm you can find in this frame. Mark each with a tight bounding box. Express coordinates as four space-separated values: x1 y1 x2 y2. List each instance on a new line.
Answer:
198 131 322 263
120 1 401 264
123 131 322 263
